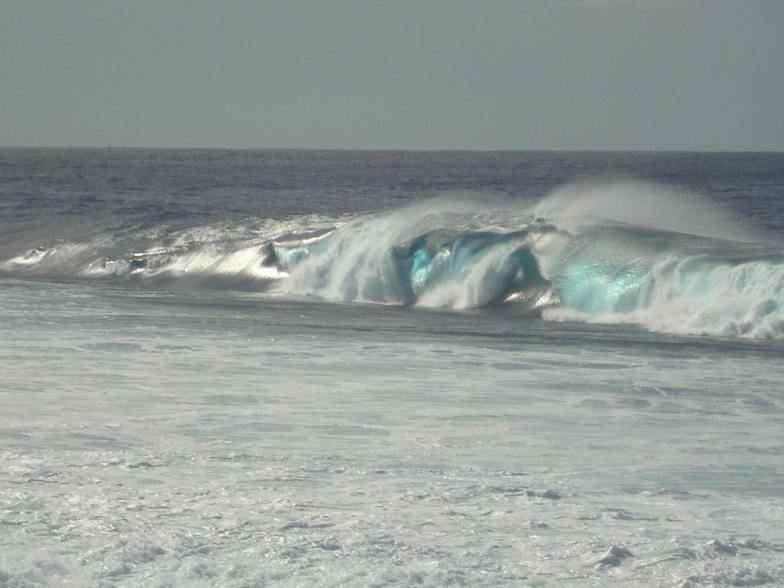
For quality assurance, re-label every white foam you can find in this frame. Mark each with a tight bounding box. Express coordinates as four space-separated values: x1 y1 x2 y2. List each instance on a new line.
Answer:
416 243 520 309
1 278 784 585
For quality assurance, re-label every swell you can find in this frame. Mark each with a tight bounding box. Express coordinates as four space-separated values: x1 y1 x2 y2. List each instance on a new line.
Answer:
2 194 783 339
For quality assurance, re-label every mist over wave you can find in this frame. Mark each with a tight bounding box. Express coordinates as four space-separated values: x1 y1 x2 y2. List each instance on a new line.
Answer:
2 181 782 338
534 180 767 242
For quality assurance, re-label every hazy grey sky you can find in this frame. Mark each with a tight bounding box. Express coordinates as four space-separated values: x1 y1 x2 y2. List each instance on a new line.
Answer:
2 1 782 151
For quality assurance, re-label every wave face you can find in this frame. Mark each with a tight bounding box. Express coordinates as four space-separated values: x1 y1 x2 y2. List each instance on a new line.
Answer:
545 226 784 337
270 202 784 338
2 184 783 339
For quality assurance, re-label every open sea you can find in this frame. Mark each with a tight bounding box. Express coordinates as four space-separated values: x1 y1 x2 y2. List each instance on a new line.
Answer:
1 148 783 587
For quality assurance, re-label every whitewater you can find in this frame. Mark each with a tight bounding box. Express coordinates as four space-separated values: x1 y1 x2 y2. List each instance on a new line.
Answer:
1 148 783 586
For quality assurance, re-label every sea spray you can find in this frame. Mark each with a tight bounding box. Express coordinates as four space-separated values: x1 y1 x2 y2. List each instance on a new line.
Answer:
533 180 763 242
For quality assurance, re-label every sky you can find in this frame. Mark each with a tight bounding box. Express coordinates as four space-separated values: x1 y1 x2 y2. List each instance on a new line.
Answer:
2 1 782 151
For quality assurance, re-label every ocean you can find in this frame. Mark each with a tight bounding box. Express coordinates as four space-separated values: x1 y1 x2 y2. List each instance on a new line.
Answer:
1 148 783 587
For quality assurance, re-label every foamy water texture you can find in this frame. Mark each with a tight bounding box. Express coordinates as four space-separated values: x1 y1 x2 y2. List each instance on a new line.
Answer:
1 280 784 587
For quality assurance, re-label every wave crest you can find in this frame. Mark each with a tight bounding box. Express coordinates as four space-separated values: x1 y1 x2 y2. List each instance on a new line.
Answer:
2 184 783 339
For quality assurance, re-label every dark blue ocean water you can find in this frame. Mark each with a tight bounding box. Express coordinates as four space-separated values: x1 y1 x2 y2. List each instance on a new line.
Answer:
1 149 783 586
2 149 783 233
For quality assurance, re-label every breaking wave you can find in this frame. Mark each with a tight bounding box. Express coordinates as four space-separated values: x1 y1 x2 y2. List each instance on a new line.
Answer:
2 183 783 339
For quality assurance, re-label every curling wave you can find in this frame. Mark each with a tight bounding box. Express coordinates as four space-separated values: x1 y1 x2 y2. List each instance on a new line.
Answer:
2 185 783 338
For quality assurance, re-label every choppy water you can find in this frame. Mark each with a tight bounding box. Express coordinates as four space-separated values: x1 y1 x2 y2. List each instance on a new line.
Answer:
1 149 783 586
